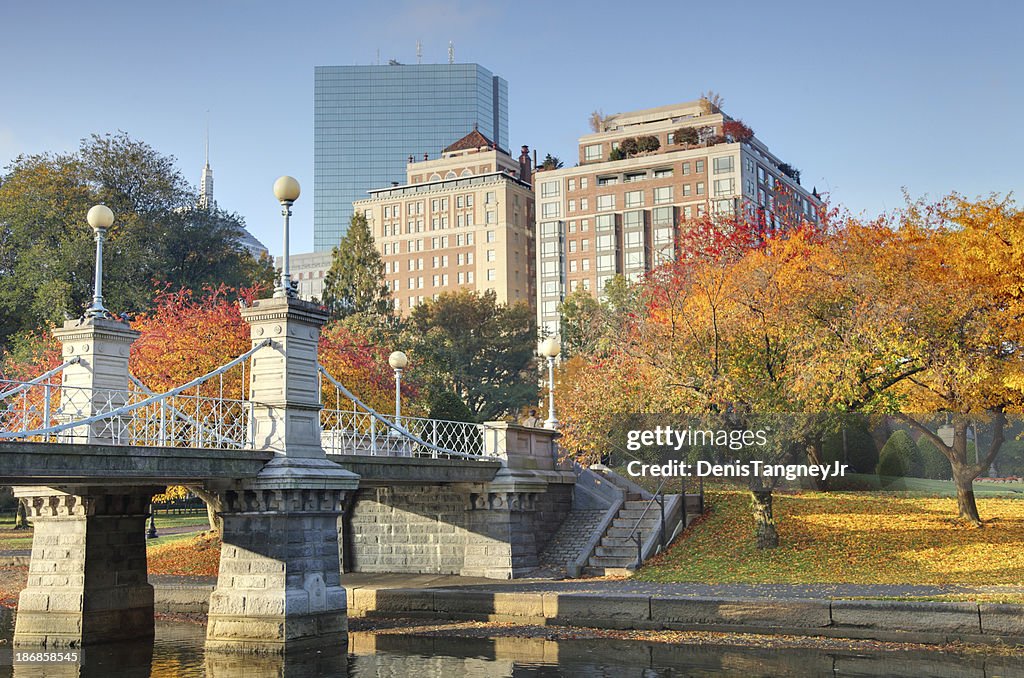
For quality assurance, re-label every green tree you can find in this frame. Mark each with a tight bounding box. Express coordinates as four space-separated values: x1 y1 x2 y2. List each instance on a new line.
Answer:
539 154 563 170
322 212 392 319
406 290 537 420
0 132 269 347
877 430 925 479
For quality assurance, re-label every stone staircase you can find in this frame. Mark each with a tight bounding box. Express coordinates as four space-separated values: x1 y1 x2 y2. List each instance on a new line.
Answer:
584 492 704 576
537 508 607 574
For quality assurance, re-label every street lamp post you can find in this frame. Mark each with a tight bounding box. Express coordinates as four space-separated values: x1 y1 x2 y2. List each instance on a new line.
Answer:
540 336 561 429
85 205 115 319
272 176 301 298
388 351 409 431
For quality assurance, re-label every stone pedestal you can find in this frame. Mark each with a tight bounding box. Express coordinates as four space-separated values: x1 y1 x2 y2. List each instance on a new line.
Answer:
12 487 159 648
207 296 360 652
52 317 139 444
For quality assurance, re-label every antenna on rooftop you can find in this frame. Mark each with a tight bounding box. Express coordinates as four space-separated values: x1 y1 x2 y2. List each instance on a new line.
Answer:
448 41 454 64
416 40 422 64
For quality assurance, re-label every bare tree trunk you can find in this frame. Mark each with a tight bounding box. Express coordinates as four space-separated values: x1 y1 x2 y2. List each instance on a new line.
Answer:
750 488 778 549
952 462 982 526
13 498 29 530
186 486 221 533
805 436 828 491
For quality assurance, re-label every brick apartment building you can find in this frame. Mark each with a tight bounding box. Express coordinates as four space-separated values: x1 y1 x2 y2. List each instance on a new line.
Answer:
354 129 535 315
534 101 822 336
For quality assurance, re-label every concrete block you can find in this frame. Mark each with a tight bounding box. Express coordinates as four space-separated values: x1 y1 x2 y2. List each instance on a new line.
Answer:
545 593 651 624
831 600 981 634
651 597 831 629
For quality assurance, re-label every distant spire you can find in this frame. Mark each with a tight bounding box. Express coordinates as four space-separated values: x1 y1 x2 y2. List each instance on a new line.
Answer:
199 113 214 210
416 40 422 64
448 41 454 64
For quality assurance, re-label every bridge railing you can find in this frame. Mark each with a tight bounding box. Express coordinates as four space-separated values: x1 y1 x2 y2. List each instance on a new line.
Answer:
0 377 253 449
318 365 496 460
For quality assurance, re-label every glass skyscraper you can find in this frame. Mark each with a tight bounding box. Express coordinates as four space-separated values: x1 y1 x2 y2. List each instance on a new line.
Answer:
313 63 509 251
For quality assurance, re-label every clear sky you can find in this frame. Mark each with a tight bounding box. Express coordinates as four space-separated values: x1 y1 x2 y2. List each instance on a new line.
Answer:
3 0 1021 256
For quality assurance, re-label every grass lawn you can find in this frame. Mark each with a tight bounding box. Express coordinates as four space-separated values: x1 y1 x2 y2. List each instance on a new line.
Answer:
147 532 221 577
636 490 1024 586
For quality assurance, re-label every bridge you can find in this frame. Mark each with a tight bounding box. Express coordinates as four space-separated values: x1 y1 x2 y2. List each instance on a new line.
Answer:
0 195 688 655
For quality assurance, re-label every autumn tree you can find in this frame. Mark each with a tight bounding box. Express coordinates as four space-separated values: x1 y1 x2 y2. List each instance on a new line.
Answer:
321 212 392 319
889 195 1024 524
539 154 564 171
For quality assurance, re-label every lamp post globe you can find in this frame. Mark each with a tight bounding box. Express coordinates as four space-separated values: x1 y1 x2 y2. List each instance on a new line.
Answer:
273 175 301 204
389 351 409 430
540 336 561 359
85 205 114 319
86 204 114 231
273 176 301 298
388 351 409 371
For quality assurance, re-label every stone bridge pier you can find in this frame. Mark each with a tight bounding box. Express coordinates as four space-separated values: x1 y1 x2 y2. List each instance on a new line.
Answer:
204 296 359 652
12 317 161 648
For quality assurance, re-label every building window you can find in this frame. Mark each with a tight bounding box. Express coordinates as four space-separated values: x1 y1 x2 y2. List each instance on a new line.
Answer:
486 269 496 281
596 214 615 231
653 186 673 204
581 239 590 251
580 198 589 211
541 180 560 198
569 260 578 272
682 162 691 175
715 199 735 214
540 221 560 237
486 210 497 224
486 191 496 204
584 144 603 161
625 231 643 248
696 182 705 195
467 271 474 283
713 156 734 174
653 206 673 227
569 240 577 253
625 190 643 208
487 249 497 261
624 210 643 229
568 199 576 212
580 177 589 189
683 206 693 219
654 167 673 178
597 195 616 212
683 184 692 197
758 188 766 206
568 178 576 191
486 230 496 243
597 255 615 272
597 234 615 251
714 178 735 196
757 166 766 183
654 227 673 245
541 202 561 218
597 175 619 186
625 251 643 268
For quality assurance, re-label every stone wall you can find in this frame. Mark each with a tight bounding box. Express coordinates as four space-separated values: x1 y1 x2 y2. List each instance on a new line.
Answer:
345 482 573 579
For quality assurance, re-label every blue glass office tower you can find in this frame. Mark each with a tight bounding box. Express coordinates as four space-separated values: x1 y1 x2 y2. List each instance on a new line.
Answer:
313 63 509 251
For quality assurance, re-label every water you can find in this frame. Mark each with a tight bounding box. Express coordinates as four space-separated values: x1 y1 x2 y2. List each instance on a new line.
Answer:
0 610 1021 677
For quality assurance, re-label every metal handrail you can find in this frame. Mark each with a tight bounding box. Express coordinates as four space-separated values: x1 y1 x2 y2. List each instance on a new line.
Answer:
317 364 490 460
0 357 81 400
0 339 271 440
623 475 670 567
128 374 244 447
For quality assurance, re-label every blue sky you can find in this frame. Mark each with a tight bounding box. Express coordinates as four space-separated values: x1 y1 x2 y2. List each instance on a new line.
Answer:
3 0 1021 255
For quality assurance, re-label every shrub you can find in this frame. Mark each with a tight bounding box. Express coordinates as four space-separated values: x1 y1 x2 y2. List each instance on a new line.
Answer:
722 120 754 142
822 420 880 473
674 127 699 145
916 436 953 480
608 147 626 161
619 138 639 156
428 390 475 422
876 430 925 479
636 135 661 153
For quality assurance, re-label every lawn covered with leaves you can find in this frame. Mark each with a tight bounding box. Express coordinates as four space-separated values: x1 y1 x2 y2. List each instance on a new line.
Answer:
146 532 221 576
636 491 1024 585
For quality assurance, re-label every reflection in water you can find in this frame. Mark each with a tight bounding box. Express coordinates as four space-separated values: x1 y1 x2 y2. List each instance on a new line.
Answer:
1 609 1021 677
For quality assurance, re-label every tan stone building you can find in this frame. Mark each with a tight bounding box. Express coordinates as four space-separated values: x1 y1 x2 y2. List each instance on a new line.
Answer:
354 130 536 315
534 101 822 336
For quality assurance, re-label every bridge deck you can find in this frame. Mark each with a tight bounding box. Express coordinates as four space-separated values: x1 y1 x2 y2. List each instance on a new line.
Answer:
0 441 273 485
329 453 501 486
